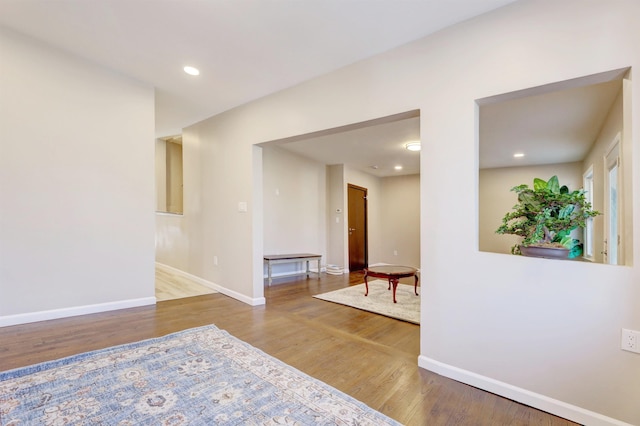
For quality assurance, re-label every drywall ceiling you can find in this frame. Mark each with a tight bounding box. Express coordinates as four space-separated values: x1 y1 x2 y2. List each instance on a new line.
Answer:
0 0 518 137
270 114 422 178
0 1 622 176
479 78 623 170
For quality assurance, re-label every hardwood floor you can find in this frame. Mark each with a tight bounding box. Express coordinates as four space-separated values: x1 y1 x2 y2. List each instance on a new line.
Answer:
0 272 578 426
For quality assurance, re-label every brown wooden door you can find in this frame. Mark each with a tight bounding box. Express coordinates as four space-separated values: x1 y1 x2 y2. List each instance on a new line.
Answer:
348 184 368 271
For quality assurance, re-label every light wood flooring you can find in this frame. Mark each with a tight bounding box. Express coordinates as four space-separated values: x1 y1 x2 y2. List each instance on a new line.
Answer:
155 265 217 301
0 272 578 426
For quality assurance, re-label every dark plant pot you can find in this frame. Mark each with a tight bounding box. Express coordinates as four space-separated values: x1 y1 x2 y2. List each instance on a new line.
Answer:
520 245 569 260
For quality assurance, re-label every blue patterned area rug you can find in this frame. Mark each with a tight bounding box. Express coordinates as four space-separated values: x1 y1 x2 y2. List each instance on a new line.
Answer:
0 325 401 425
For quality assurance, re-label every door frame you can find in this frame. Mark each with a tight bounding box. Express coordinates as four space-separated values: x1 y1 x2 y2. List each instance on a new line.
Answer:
347 183 368 271
604 134 622 265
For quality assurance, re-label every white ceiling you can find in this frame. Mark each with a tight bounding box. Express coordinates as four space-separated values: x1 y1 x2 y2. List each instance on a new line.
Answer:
0 0 518 137
266 112 422 178
479 78 623 170
0 0 623 177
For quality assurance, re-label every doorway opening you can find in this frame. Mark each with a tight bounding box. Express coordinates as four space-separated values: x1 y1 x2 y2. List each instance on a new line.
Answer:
258 110 421 289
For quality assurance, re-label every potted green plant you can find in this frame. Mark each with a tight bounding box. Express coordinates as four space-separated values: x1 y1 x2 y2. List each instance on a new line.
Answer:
496 175 600 259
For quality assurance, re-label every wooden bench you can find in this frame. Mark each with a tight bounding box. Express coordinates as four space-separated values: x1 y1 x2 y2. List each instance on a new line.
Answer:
263 253 322 286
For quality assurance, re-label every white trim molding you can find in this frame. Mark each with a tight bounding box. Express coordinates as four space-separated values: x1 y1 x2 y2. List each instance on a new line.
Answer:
0 297 156 328
418 356 634 426
156 262 265 306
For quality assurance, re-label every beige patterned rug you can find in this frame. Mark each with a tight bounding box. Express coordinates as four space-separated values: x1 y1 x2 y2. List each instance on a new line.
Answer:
313 281 420 324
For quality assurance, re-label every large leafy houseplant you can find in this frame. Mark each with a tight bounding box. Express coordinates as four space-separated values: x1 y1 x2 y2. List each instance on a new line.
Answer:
496 175 600 259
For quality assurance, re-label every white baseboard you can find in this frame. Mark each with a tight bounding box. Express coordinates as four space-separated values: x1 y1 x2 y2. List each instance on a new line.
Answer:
157 262 265 306
156 262 218 291
263 266 325 278
219 287 265 306
418 355 633 426
0 297 156 328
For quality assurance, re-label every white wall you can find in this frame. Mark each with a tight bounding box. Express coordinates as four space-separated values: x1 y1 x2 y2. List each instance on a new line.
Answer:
0 27 156 324
182 1 640 423
326 164 345 268
380 174 420 268
155 213 189 270
479 162 584 255
262 146 327 277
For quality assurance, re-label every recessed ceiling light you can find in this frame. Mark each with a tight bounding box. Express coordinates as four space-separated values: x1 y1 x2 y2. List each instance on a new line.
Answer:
513 153 525 158
394 165 403 170
405 142 421 152
184 66 200 76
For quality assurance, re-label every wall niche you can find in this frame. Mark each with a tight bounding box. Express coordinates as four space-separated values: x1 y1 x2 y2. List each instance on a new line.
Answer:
156 135 184 214
478 68 632 266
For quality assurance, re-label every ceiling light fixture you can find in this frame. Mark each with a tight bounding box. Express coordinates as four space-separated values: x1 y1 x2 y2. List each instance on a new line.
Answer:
183 66 200 76
513 153 525 158
394 165 403 171
405 142 421 152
